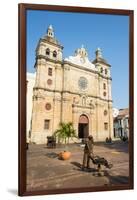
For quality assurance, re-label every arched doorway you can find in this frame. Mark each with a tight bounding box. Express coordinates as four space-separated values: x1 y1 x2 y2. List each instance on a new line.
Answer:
78 114 89 138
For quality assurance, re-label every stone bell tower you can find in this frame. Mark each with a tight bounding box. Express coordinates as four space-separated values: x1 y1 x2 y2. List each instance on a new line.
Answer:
30 25 64 144
92 48 113 140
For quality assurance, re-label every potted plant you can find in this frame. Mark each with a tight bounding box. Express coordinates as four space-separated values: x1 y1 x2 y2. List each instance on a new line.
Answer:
58 151 71 160
54 122 77 160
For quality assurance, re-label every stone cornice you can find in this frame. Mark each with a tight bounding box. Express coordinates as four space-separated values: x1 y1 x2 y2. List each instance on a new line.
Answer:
35 55 63 66
63 60 96 74
34 55 112 81
63 60 112 81
33 87 113 103
92 58 111 67
40 38 63 49
72 104 93 109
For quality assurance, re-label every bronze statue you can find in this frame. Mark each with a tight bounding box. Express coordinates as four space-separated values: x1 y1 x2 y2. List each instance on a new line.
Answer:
82 135 113 172
82 135 94 170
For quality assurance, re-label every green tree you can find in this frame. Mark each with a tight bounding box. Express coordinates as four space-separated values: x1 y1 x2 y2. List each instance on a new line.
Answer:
54 122 77 144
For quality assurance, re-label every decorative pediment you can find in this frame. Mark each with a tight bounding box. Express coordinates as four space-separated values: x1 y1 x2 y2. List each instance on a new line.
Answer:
64 45 96 70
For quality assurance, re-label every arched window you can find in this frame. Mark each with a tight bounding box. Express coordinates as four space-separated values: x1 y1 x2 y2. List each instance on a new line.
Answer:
44 120 50 129
82 96 86 106
53 50 57 58
46 48 50 55
48 68 52 76
104 122 108 130
103 91 107 97
105 69 108 75
100 67 103 73
104 110 108 116
103 83 106 89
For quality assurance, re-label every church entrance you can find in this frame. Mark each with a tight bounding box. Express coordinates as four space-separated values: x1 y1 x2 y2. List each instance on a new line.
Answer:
78 115 89 139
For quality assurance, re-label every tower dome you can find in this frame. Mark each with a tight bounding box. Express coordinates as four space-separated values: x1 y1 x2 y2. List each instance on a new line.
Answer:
47 24 54 38
95 47 103 58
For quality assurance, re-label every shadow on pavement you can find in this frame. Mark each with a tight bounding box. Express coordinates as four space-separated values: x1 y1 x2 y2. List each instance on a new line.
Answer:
45 152 59 158
71 161 97 173
71 161 82 169
70 161 129 184
108 175 129 184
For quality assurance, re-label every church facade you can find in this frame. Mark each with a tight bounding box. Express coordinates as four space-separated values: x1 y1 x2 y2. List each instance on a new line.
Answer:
30 25 113 144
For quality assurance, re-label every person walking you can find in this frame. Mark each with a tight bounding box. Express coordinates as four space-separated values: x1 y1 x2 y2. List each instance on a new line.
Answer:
82 135 94 170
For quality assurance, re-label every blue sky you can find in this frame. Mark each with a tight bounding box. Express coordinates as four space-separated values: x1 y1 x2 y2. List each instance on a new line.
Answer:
27 10 129 109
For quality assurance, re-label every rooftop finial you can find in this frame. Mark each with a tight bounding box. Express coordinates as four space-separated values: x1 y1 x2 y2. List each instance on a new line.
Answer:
95 47 103 58
47 24 54 38
75 45 88 57
48 24 53 30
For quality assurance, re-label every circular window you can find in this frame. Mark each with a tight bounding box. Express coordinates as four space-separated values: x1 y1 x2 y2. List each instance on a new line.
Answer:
103 92 106 96
78 77 88 90
104 110 108 116
47 79 52 85
45 103 51 110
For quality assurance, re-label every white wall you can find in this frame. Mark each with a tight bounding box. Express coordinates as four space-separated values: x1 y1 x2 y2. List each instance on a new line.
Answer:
27 72 35 141
0 0 136 200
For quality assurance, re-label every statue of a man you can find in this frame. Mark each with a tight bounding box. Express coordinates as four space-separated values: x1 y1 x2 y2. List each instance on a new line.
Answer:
82 135 94 170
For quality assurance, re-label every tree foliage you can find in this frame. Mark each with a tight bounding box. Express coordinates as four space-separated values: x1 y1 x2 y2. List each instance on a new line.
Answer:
54 122 77 144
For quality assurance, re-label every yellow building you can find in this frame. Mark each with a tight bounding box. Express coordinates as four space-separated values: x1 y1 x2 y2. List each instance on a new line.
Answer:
30 25 113 144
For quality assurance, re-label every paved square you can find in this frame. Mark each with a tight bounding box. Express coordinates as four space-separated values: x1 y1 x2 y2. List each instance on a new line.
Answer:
27 141 129 191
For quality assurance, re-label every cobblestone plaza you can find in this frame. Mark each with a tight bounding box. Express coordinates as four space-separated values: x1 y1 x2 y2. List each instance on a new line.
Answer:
27 141 129 191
